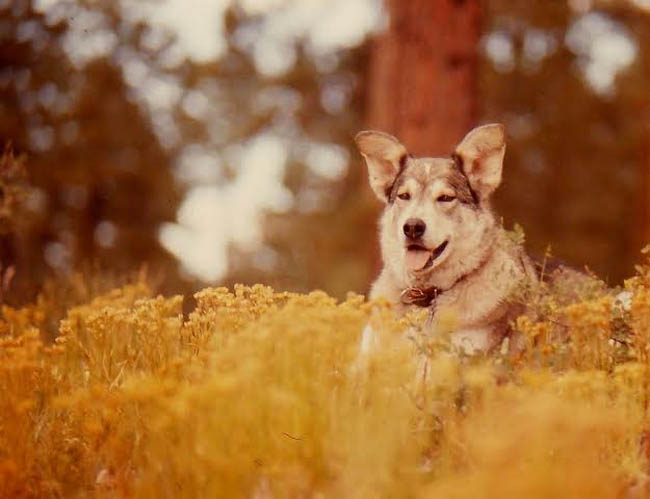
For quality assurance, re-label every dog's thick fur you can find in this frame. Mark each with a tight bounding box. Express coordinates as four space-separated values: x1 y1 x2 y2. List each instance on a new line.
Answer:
356 124 537 353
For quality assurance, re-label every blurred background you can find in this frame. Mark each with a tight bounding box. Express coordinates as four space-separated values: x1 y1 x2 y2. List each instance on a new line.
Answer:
1 0 649 305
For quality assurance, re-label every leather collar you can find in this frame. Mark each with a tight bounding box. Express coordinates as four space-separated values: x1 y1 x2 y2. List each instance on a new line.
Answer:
400 286 440 307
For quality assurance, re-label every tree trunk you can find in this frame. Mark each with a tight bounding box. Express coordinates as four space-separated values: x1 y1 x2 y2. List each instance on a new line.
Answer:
365 0 481 156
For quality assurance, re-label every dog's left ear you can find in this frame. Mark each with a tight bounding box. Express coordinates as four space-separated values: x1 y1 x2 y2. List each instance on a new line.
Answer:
355 130 408 203
454 124 506 200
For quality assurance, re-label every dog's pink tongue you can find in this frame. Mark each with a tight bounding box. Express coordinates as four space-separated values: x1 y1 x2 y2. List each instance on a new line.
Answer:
405 249 431 271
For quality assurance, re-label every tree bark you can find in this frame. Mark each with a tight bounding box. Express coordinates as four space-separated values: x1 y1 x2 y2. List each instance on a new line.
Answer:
365 0 481 156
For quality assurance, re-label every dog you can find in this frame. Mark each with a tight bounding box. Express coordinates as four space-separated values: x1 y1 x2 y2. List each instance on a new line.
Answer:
355 124 538 354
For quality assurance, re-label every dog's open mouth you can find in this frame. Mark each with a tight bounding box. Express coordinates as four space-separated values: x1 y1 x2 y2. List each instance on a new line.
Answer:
405 240 448 272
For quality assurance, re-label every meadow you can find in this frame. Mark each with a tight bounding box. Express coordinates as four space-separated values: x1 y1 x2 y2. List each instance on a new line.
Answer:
1 254 650 498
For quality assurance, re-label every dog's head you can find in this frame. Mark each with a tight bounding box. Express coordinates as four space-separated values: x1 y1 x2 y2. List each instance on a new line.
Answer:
355 124 506 288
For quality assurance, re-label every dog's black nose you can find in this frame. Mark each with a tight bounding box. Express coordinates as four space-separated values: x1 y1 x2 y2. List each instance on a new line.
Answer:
403 218 426 239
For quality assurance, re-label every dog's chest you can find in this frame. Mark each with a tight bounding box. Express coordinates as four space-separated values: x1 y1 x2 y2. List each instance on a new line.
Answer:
422 246 530 349
433 274 509 327
405 290 506 354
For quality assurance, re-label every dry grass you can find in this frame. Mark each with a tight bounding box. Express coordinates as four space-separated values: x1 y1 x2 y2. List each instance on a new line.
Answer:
3 262 650 498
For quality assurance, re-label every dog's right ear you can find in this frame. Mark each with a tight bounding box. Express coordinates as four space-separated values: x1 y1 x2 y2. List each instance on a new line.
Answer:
355 131 408 203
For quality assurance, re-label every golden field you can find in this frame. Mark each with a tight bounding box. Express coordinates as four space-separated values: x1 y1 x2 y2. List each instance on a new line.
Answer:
3 261 650 498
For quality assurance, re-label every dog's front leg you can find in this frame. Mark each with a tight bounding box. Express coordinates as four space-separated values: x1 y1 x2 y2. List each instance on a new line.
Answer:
359 322 379 356
450 327 493 354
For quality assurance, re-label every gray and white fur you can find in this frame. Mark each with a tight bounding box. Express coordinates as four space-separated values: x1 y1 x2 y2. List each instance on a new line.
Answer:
356 124 537 353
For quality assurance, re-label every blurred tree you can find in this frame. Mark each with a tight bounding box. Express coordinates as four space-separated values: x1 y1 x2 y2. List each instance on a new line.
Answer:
217 9 379 298
1 0 384 301
482 0 650 282
366 0 481 155
0 1 180 302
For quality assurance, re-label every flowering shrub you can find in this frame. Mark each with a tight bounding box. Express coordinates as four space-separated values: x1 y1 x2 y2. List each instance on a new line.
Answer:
2 269 650 497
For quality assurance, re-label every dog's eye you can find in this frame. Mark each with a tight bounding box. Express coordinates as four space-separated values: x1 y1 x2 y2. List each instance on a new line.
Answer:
437 194 456 203
398 192 411 201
